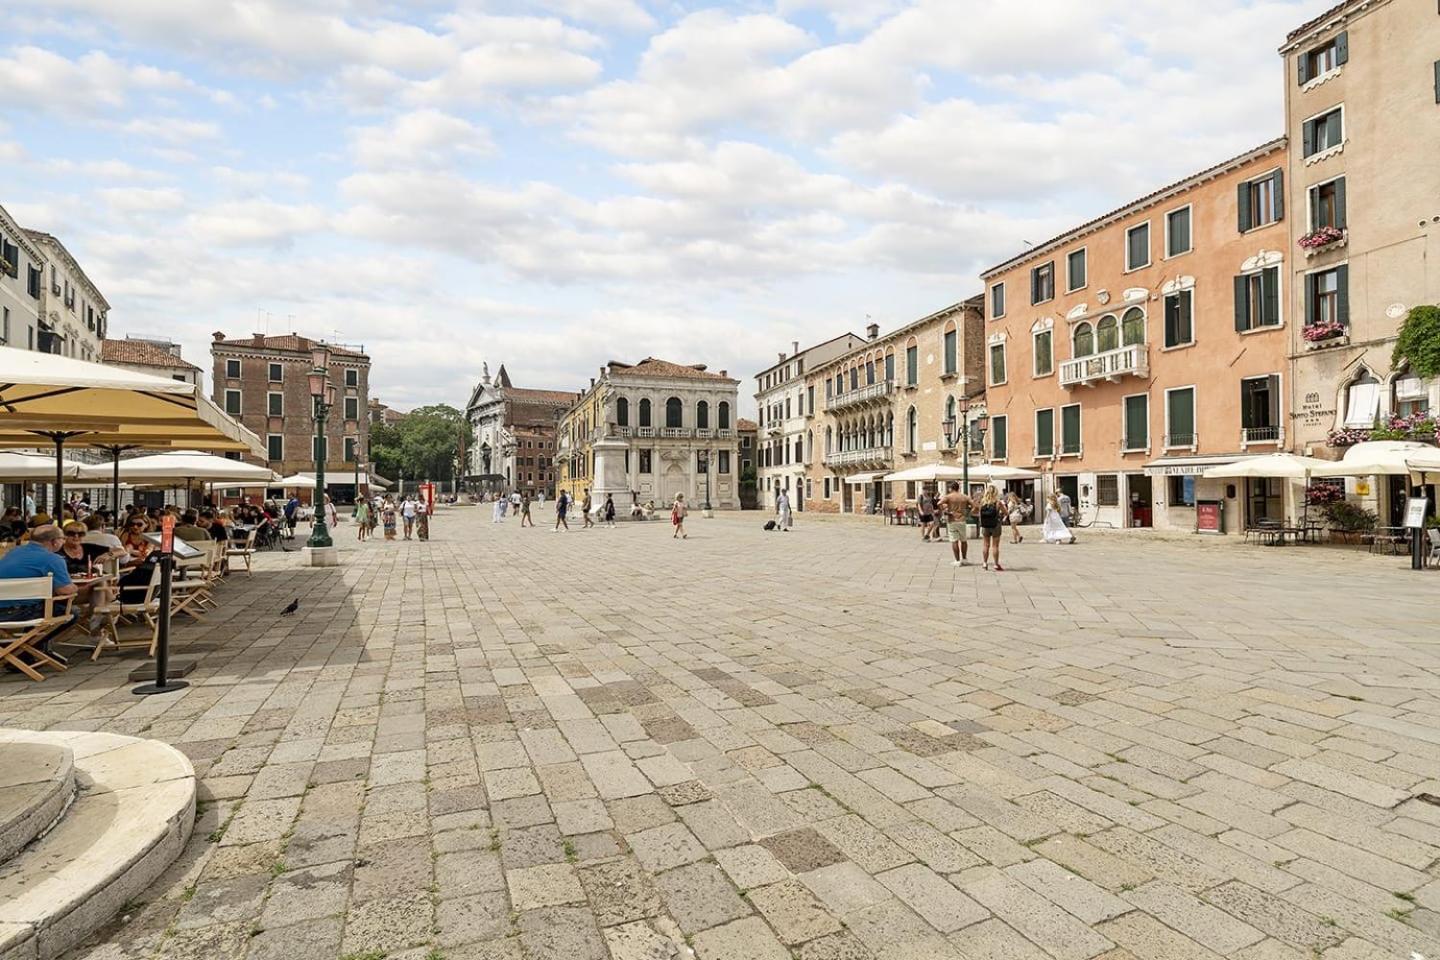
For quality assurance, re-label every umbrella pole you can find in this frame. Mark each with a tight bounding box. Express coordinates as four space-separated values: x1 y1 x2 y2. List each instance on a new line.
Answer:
111 447 121 515
53 435 65 519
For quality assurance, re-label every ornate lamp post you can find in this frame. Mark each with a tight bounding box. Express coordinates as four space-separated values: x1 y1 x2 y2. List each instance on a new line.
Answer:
700 448 713 516
307 345 334 550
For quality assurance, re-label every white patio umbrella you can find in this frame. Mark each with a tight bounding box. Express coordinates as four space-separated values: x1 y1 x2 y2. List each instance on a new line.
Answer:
966 463 1043 483
884 464 966 483
0 451 98 482
277 471 390 489
1406 448 1440 485
1200 452 1335 480
1313 441 1437 476
115 451 277 487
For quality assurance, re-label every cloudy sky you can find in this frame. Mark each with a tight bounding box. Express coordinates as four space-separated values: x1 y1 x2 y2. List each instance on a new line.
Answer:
0 0 1330 414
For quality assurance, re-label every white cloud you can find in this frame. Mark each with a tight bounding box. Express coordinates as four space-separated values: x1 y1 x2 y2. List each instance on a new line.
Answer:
115 116 223 144
0 46 197 115
525 0 655 31
351 110 495 168
184 199 330 248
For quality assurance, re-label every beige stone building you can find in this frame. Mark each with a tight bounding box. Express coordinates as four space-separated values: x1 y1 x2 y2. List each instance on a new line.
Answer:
1281 0 1440 525
803 298 985 514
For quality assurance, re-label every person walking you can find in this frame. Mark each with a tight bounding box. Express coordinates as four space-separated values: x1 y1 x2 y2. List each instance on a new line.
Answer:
603 494 616 528
416 500 430 541
940 481 972 566
581 489 594 529
554 490 570 531
401 496 417 540
1042 493 1076 544
776 489 793 531
520 494 535 527
353 498 371 541
978 485 1005 571
510 490 521 519
671 493 688 539
381 498 398 540
1057 488 1073 525
1005 491 1026 544
918 487 937 542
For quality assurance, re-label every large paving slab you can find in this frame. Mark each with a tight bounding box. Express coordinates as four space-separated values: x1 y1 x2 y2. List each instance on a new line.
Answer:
3 505 1438 960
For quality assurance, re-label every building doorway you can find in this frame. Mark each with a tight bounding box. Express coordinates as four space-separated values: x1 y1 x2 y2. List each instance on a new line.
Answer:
1127 474 1153 527
1056 475 1080 516
1247 478 1283 525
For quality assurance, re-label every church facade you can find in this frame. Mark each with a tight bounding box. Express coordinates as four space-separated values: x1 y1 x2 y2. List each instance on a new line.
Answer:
463 363 574 497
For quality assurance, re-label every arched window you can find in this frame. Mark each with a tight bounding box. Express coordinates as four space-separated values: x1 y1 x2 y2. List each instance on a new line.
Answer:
866 359 876 385
1342 368 1381 428
1393 364 1431 419
1073 322 1095 358
944 396 957 444
1121 308 1145 346
1097 314 1119 352
884 350 895 383
885 412 894 447
718 401 731 429
665 397 682 428
616 397 629 427
907 407 918 453
825 426 833 455
639 398 652 427
696 400 709 429
850 366 859 390
943 321 958 375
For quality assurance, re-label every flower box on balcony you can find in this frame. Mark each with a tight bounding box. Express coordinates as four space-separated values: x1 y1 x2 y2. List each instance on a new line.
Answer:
1299 227 1346 256
1302 321 1347 350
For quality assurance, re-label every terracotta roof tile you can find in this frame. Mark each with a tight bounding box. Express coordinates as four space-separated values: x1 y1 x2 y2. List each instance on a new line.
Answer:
212 333 366 358
609 357 734 381
736 418 758 431
1285 0 1351 42
101 339 197 370
507 387 577 406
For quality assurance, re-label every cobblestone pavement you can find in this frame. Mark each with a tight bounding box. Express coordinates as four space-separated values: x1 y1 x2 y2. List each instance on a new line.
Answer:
5 506 1440 960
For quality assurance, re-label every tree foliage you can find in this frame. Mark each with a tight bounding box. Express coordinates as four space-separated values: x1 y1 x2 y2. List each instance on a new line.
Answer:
1393 305 1440 380
369 404 472 484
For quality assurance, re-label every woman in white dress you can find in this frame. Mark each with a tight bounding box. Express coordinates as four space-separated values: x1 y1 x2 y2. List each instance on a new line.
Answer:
1041 493 1075 544
777 490 793 531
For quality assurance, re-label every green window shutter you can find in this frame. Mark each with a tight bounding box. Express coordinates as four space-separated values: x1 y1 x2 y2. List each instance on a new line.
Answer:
1062 406 1080 450
1234 274 1249 331
1434 60 1439 102
1298 53 1311 85
1304 274 1315 325
1036 410 1053 455
1125 397 1148 448
1302 118 1315 156
1267 375 1282 426
1335 31 1348 65
1262 266 1280 326
1169 390 1195 438
1336 264 1349 325
1237 182 1251 232
1327 110 1343 146
1335 176 1347 228
1271 170 1284 221
1030 270 1038 304
994 418 1006 459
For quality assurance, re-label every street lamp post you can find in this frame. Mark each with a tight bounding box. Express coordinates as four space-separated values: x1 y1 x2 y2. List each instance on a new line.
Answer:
307 346 334 551
701 448 712 516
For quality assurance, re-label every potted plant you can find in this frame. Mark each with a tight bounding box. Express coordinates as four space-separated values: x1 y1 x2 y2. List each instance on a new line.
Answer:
1303 319 1347 344
1324 500 1377 543
1326 426 1369 447
1298 225 1346 251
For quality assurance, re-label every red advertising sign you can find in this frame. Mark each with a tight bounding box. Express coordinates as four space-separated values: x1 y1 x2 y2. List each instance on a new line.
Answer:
420 483 435 516
1195 500 1222 534
160 514 175 553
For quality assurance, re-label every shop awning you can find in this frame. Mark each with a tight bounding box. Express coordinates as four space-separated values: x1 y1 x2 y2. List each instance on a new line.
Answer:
1144 454 1253 477
844 472 889 484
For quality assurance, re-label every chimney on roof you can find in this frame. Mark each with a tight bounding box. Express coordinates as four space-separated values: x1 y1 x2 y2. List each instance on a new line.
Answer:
778 352 786 363
867 322 880 341
719 370 727 378
589 378 595 389
792 340 799 355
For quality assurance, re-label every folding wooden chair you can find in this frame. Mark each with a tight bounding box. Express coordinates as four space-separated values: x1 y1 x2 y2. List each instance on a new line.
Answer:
89 562 163 660
225 527 258 576
0 575 73 682
168 551 214 622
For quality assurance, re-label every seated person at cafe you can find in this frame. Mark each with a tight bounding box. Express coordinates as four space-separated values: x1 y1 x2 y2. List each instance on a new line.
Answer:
119 514 154 562
1 507 25 540
0 524 80 661
199 510 229 542
81 514 124 551
173 510 209 546
58 522 114 575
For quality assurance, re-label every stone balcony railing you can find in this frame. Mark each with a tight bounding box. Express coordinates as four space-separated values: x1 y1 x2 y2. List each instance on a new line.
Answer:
824 446 892 468
828 380 895 413
1060 343 1148 388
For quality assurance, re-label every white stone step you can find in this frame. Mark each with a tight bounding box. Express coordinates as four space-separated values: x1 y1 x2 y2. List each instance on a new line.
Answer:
0 730 195 960
0 743 74 866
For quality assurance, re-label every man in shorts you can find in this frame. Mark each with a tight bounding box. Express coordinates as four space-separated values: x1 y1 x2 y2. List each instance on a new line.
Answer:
554 490 570 531
940 481 972 567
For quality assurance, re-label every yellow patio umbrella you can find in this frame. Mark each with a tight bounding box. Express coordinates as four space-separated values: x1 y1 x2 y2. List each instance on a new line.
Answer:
0 345 264 509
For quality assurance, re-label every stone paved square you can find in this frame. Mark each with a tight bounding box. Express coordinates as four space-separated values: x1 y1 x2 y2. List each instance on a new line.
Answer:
6 506 1440 960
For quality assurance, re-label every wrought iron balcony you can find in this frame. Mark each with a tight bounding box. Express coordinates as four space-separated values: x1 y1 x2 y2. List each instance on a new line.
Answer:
1060 344 1148 388
1241 426 1283 449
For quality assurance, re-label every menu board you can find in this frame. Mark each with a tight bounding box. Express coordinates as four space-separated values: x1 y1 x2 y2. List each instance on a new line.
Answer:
1196 500 1223 534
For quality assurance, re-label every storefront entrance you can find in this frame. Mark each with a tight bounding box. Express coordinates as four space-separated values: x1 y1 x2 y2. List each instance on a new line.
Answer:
1247 478 1283 524
1127 474 1153 527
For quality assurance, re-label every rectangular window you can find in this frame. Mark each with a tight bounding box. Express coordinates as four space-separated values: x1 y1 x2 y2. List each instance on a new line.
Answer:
1165 206 1192 257
1125 223 1150 271
1308 177 1346 230
989 342 1006 385
1066 249 1086 291
224 389 241 415
1238 170 1284 231
944 329 957 375
313 435 328 462
1241 375 1281 433
1164 290 1194 347
1035 408 1055 457
1306 264 1348 327
639 449 652 473
1033 330 1053 377
905 345 918 386
1096 475 1120 507
696 452 708 474
807 385 814 413
267 392 283 417
344 397 359 420
266 434 283 462
345 368 358 387
991 415 1007 460
344 437 357 462
823 477 831 498
1030 262 1054 304
225 358 241 379
1060 403 1081 455
1302 107 1344 158
1166 387 1196 448
1234 266 1281 331
718 450 730 474
884 353 894 383
268 362 282 382
1168 475 1197 507
1123 394 1149 450
990 283 1005 318
1298 31 1346 84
